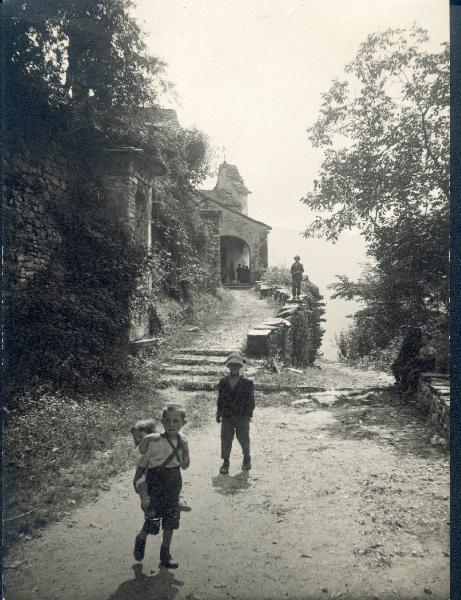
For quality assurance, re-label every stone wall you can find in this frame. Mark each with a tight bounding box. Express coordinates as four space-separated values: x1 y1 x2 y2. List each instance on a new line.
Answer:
220 205 269 281
101 148 160 341
4 148 72 292
247 282 324 366
415 375 450 440
200 210 222 290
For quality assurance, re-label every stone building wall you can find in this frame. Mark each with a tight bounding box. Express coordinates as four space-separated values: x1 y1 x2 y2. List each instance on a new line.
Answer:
215 162 250 214
101 148 164 341
4 148 72 292
415 377 450 440
5 145 165 344
197 162 271 284
101 149 154 244
200 210 222 290
219 204 270 279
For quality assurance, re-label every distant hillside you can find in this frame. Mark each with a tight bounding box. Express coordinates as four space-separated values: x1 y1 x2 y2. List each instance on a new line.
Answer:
268 228 368 360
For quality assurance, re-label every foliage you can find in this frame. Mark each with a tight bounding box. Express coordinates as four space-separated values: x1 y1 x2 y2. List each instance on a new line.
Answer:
148 131 215 300
303 26 448 241
302 27 449 362
263 265 326 364
4 0 215 395
336 324 402 370
4 0 168 147
263 265 293 288
3 290 228 548
5 181 144 398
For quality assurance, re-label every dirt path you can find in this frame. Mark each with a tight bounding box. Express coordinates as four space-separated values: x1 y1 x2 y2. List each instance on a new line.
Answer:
4 290 449 600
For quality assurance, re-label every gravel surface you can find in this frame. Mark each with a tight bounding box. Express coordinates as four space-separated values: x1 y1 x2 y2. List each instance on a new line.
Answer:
4 290 449 600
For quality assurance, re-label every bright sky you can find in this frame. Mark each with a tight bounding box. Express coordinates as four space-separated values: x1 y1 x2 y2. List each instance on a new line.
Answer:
133 0 448 357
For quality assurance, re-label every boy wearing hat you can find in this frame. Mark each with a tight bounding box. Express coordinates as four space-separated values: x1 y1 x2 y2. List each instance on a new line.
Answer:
217 352 255 474
290 255 305 299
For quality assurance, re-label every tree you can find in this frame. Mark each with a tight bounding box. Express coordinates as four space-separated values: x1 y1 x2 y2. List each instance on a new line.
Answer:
304 26 448 241
4 0 168 145
4 0 214 395
302 27 449 359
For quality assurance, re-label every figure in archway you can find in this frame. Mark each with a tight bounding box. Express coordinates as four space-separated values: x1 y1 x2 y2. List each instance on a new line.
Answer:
228 261 235 284
236 264 242 284
243 265 250 283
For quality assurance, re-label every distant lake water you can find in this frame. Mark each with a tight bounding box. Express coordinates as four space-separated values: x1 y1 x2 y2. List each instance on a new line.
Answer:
268 228 368 360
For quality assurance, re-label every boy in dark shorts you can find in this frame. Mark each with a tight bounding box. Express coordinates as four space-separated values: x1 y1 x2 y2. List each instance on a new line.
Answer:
133 404 190 568
131 419 191 514
217 352 255 474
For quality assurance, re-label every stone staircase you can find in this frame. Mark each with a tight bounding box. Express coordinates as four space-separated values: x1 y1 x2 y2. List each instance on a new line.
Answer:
157 348 328 393
157 348 263 390
222 284 254 290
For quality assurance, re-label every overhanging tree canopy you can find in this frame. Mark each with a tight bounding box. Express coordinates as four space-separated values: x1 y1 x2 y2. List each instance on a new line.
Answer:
303 26 448 242
302 27 449 358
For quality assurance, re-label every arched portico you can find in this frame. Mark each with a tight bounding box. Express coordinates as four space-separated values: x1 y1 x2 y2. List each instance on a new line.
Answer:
195 162 271 286
220 236 251 283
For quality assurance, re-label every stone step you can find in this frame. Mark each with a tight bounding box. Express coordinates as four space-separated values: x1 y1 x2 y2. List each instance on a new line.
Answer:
421 372 449 382
174 348 234 357
130 337 163 355
158 378 218 391
157 375 329 393
161 365 227 376
169 356 265 368
170 355 227 365
161 363 262 374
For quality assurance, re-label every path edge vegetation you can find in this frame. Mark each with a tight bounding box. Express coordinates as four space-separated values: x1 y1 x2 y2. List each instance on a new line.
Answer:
3 8 449 552
2 0 218 548
302 26 449 371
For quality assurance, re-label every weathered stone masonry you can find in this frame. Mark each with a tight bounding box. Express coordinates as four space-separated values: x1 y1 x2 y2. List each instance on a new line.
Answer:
196 162 271 284
5 135 270 348
4 148 71 293
246 282 325 366
415 374 450 440
5 144 167 343
100 147 165 341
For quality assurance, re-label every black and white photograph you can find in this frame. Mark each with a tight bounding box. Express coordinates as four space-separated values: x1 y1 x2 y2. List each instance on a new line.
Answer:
2 1 452 598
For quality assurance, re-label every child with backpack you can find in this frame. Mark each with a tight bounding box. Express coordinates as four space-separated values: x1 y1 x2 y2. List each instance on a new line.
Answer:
132 405 190 568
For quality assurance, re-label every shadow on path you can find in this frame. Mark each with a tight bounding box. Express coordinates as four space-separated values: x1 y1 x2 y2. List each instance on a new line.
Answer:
106 563 184 600
212 471 251 496
320 388 448 459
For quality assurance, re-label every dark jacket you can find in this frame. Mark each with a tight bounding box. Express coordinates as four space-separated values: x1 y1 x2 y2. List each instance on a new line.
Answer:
290 262 304 281
217 376 255 418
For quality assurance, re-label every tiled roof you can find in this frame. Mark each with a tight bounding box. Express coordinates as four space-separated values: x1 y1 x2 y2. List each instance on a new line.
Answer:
196 190 271 229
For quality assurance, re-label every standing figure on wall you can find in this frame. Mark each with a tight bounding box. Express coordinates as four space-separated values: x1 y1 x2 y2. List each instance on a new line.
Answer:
228 261 235 284
290 255 305 299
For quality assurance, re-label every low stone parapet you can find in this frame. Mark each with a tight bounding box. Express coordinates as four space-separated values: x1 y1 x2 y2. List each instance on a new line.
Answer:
246 328 274 356
246 280 324 366
415 373 450 439
259 285 275 299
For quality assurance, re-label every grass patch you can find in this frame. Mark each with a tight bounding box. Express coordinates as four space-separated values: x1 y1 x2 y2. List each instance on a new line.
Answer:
3 290 234 551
